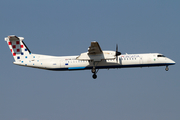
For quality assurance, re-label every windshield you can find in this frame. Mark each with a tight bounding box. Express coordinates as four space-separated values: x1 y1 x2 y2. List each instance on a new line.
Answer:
157 55 166 57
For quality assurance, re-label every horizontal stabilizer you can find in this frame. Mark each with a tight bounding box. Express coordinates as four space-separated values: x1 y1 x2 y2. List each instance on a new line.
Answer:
8 35 19 40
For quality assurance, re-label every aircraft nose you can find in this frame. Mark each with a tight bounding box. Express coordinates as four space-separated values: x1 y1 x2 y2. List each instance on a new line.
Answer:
171 60 175 64
168 59 175 65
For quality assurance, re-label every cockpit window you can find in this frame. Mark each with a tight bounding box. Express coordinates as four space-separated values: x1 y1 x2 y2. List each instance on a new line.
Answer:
157 55 166 57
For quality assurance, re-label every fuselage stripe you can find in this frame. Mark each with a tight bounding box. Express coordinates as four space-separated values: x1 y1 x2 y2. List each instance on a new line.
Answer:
68 67 86 70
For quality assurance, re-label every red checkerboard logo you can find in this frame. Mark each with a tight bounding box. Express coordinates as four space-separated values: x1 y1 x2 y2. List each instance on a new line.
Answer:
13 45 16 49
8 42 12 45
16 41 20 44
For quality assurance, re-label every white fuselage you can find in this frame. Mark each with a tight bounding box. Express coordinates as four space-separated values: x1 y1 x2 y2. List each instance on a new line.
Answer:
5 35 175 79
13 52 175 71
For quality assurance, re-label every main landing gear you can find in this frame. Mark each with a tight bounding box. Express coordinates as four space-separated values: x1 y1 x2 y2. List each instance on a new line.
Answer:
91 61 99 79
92 66 99 79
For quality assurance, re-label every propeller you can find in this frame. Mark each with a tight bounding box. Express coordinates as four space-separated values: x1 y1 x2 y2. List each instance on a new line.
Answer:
115 44 121 62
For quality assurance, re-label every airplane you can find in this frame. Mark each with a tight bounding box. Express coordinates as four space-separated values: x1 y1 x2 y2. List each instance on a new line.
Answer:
5 35 175 79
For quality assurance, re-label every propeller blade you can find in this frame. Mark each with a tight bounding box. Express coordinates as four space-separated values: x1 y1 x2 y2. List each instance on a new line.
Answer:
115 44 121 56
116 56 118 63
115 44 121 62
116 44 118 52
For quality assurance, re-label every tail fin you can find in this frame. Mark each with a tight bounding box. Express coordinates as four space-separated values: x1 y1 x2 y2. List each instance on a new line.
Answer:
5 35 32 62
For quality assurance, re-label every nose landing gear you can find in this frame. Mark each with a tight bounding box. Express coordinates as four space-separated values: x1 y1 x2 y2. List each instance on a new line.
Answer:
165 66 169 71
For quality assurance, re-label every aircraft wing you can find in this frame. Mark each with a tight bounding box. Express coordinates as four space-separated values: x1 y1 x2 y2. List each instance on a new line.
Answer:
77 41 115 61
88 41 103 55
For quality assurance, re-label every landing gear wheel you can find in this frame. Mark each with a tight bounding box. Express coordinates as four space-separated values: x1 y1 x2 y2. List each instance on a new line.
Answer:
92 74 97 79
91 62 99 79
165 66 169 71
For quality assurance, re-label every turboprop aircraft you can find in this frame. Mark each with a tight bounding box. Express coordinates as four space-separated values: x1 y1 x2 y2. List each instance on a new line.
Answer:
5 35 175 79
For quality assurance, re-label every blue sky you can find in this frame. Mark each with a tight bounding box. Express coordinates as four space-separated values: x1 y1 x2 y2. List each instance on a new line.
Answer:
0 1 180 120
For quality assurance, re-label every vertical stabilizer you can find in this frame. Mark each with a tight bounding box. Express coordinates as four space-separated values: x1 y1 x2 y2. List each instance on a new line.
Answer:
5 35 32 62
